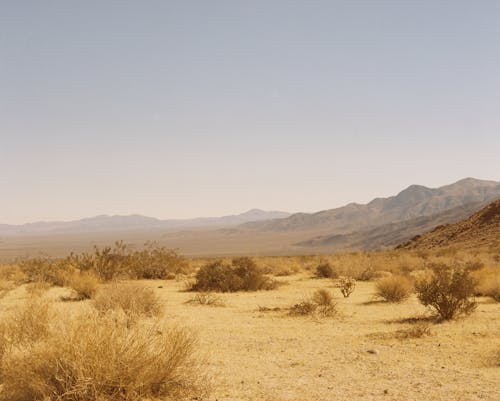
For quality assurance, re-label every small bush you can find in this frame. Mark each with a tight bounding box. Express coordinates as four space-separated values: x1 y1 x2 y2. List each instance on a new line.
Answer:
289 289 336 317
0 311 207 401
93 283 162 322
186 292 224 307
415 263 477 320
66 271 100 300
375 275 413 302
190 258 276 292
337 276 356 298
315 262 338 278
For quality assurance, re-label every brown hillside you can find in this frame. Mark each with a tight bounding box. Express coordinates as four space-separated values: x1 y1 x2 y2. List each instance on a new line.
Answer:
398 198 500 250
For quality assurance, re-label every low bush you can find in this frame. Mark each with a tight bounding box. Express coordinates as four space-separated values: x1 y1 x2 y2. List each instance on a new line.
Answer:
0 308 206 401
315 262 338 278
93 283 162 322
190 257 276 292
375 275 413 302
415 263 477 320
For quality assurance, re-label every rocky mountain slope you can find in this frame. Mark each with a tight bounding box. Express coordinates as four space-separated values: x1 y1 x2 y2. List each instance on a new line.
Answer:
397 198 500 250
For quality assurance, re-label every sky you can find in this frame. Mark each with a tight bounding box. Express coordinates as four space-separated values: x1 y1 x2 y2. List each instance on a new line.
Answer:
1 1 499 224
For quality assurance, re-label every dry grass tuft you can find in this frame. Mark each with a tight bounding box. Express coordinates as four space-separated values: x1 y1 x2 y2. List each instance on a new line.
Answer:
0 308 207 401
93 282 163 322
65 270 101 300
375 275 413 303
289 289 337 318
472 267 500 302
395 322 432 339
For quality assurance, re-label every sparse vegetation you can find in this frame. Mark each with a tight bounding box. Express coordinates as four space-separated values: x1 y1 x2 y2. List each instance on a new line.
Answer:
66 270 101 300
375 275 413 302
415 263 477 320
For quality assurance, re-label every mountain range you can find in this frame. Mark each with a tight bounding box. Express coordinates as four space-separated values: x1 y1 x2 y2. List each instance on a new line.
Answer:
0 177 499 257
0 209 290 236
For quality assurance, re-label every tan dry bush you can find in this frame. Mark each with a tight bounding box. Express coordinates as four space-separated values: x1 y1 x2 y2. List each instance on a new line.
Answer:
375 275 414 303
0 296 51 351
93 282 163 321
315 262 338 279
0 280 14 299
472 267 500 302
25 281 51 297
0 310 207 401
66 270 100 300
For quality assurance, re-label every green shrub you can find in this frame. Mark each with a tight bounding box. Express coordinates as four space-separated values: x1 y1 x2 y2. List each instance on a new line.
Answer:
315 262 338 278
190 258 276 292
415 263 477 320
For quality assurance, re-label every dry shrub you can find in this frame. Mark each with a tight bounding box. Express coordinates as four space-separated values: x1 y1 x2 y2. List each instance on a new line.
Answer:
315 262 338 279
415 263 477 320
18 257 68 286
186 292 224 307
0 309 207 401
375 275 413 302
66 271 100 300
472 267 500 302
93 283 162 322
289 289 336 317
191 257 276 292
337 276 356 298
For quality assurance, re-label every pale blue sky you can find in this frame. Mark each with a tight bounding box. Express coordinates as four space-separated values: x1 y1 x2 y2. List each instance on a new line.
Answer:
1 1 499 224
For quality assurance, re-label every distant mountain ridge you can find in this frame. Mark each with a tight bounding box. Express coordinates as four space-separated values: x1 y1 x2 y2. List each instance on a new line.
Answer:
0 209 291 236
243 178 500 236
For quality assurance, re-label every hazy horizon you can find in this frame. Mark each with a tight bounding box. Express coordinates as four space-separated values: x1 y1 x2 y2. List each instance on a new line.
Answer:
2 1 500 224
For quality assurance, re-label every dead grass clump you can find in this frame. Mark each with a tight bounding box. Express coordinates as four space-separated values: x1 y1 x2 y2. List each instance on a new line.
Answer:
66 271 101 300
337 276 356 298
395 322 432 339
289 289 337 317
0 311 207 401
186 292 225 307
0 280 14 299
190 257 277 292
415 263 477 320
18 257 67 286
375 275 413 303
93 283 162 321
315 262 338 278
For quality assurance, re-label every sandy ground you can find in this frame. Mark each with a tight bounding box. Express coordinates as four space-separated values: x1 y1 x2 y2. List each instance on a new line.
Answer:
1 275 499 401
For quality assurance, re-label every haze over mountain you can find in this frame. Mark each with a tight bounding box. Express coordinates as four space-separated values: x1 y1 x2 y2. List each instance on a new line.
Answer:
0 209 290 236
397 198 500 250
